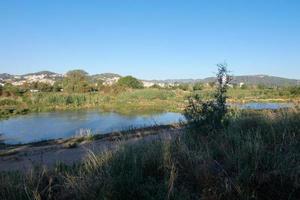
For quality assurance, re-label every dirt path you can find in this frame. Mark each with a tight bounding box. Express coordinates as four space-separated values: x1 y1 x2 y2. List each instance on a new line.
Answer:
0 126 183 172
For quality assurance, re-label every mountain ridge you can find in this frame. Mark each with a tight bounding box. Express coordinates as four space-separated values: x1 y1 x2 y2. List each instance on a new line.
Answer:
1 71 299 86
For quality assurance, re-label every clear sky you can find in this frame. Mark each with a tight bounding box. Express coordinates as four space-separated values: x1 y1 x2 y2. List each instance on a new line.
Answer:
0 0 299 79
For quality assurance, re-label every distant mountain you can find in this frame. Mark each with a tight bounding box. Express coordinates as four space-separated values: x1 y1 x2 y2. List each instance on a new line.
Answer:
90 73 122 85
0 71 63 85
200 75 300 86
23 71 59 77
91 73 122 80
0 73 14 80
0 70 299 87
149 75 300 86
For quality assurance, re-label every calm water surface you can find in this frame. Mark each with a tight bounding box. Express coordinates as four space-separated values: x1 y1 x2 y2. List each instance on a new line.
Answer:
0 102 294 144
0 111 184 144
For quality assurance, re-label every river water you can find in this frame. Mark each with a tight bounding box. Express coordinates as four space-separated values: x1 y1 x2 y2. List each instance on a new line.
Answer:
0 102 294 144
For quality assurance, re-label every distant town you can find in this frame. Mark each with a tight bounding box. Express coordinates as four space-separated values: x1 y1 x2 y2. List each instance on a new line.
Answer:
1 70 299 92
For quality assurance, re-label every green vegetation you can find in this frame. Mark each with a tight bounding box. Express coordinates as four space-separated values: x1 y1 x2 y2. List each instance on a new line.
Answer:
117 75 144 89
185 63 231 132
63 70 91 93
0 88 187 119
0 109 299 199
1 82 300 119
192 82 204 91
1 67 300 119
0 66 299 199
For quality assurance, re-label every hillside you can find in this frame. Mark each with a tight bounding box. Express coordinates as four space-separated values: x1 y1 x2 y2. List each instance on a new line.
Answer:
0 71 299 87
150 75 300 86
201 75 300 86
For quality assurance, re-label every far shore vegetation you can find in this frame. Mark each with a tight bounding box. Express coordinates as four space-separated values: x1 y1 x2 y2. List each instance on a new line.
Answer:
1 69 300 119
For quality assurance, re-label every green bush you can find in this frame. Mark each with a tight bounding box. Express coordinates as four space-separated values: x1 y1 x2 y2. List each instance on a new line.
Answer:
117 76 144 89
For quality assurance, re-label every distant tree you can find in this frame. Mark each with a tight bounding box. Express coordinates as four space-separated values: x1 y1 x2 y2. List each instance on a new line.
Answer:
0 85 3 96
193 82 203 91
63 70 90 93
178 83 190 91
26 82 53 92
92 79 105 92
257 84 266 90
117 76 143 89
289 86 300 96
2 83 22 97
37 82 53 92
53 80 63 92
208 81 216 88
150 84 162 89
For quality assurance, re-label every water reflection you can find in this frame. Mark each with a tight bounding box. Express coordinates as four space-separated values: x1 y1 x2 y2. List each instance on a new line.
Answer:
0 111 184 144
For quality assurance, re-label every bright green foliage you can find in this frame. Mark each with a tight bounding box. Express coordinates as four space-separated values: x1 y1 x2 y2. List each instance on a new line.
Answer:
117 76 143 89
63 70 90 93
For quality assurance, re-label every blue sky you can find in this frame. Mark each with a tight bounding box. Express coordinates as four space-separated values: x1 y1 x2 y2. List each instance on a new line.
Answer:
0 0 299 79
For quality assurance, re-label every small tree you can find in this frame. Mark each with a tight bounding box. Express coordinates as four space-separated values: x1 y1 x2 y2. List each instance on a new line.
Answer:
193 82 203 91
63 70 90 93
184 63 231 133
117 76 143 89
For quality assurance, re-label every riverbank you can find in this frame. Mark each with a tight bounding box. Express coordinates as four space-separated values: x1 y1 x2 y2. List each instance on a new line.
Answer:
1 109 299 199
0 124 183 171
1 88 300 119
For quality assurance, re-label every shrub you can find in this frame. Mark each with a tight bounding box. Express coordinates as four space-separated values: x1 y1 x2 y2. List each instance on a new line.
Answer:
184 63 231 132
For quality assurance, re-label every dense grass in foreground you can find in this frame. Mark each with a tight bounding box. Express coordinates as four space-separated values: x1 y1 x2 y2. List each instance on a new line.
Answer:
0 109 299 200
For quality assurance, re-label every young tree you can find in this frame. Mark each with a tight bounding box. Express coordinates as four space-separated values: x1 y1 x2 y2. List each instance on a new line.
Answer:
184 63 231 133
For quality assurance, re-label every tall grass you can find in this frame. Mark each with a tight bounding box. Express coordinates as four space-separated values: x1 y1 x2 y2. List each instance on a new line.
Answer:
0 109 299 200
0 88 187 118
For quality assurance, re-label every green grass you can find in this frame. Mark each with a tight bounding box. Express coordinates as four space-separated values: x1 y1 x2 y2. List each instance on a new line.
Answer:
0 109 299 200
1 87 300 119
0 88 187 118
